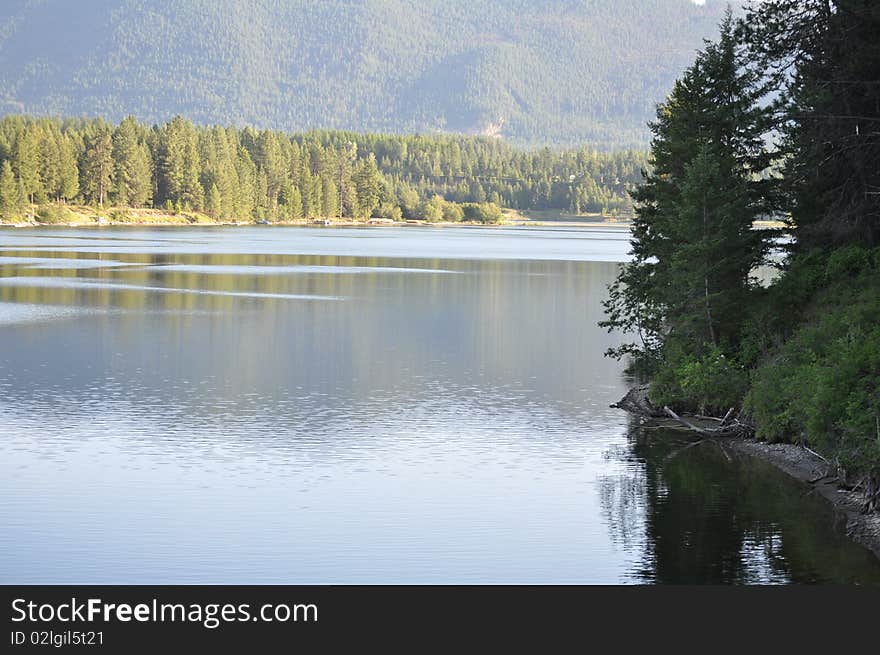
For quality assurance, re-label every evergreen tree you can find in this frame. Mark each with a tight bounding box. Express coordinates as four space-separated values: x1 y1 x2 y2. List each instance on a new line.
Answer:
206 183 222 218
322 177 339 219
233 146 257 219
57 134 79 202
256 130 286 212
602 14 772 383
113 117 152 207
161 117 203 210
0 160 23 219
82 129 114 206
335 142 357 218
353 153 381 219
255 168 269 219
742 0 880 248
37 128 60 203
280 181 303 220
13 126 41 204
0 113 649 221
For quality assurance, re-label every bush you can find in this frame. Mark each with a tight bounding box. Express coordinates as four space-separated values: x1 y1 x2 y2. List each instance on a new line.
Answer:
442 202 464 222
108 209 134 223
461 202 503 224
35 204 78 224
650 344 749 415
744 251 880 476
419 195 445 222
374 202 402 222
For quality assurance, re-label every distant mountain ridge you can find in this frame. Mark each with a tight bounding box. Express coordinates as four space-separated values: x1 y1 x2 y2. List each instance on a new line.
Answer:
0 0 730 148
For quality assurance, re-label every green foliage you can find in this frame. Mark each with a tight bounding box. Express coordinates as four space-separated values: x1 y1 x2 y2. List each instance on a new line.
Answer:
745 249 880 474
374 202 402 222
602 13 773 369
603 3 880 481
0 114 645 222
651 345 749 416
107 209 134 223
81 127 114 206
0 159 23 220
112 117 151 207
34 203 77 224
419 195 445 223
442 202 464 223
742 0 880 249
461 202 503 224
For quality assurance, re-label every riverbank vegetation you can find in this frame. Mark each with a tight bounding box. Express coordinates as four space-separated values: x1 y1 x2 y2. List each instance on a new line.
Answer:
0 116 644 226
602 1 880 507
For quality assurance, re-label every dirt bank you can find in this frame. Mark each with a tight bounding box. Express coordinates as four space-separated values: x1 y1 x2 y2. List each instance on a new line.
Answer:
613 385 880 561
726 438 880 560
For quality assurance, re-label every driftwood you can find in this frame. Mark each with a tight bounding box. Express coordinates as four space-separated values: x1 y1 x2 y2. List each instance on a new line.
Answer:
661 406 750 438
609 384 666 419
610 385 752 438
612 387 879 514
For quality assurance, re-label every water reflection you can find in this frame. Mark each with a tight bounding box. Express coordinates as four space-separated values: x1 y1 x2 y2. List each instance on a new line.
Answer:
0 226 878 583
600 420 880 584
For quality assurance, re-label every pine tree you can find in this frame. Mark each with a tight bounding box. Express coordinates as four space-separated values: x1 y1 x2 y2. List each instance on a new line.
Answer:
322 177 339 219
255 130 286 212
13 126 41 205
353 153 381 219
743 0 880 248
0 160 23 220
113 117 152 207
57 134 79 202
234 146 257 219
82 129 114 206
335 142 357 218
206 183 222 218
280 181 303 220
161 117 203 210
37 128 60 203
602 13 772 375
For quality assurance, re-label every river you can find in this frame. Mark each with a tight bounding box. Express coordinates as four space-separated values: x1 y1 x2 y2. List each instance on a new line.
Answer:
1 225 878 583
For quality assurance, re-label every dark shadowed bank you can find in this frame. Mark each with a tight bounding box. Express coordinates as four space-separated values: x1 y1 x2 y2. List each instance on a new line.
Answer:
612 385 880 562
726 440 880 561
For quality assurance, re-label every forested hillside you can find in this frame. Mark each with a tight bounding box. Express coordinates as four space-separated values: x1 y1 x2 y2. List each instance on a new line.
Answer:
0 0 728 148
0 115 646 223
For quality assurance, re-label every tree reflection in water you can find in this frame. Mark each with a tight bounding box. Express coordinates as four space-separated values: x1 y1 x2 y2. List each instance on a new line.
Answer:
599 416 880 584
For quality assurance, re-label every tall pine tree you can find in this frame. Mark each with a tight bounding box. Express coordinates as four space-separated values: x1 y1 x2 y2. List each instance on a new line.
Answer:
602 13 773 410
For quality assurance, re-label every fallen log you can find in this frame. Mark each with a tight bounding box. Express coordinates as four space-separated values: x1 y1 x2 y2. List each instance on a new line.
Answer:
662 406 750 438
611 385 753 437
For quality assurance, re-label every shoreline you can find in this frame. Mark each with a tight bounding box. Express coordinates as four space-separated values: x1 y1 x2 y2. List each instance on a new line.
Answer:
615 386 880 561
0 219 634 229
0 215 785 231
726 439 880 561
0 204 635 230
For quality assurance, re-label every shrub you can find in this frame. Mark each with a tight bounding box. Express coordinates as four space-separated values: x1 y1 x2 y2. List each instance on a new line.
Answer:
108 209 134 223
35 204 78 224
461 202 503 224
745 253 880 476
650 344 748 416
442 202 464 222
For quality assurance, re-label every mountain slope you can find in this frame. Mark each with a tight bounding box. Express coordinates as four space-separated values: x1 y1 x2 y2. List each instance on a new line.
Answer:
0 0 729 147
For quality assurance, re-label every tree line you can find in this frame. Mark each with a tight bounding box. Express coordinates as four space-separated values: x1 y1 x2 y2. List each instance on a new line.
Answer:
0 115 644 223
602 1 880 502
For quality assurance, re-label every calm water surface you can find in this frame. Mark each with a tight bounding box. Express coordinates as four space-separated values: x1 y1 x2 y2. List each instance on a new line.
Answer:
1 225 878 584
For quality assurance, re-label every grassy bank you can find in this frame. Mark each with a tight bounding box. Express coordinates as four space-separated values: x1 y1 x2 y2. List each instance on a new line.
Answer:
2 203 642 229
1 203 513 228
